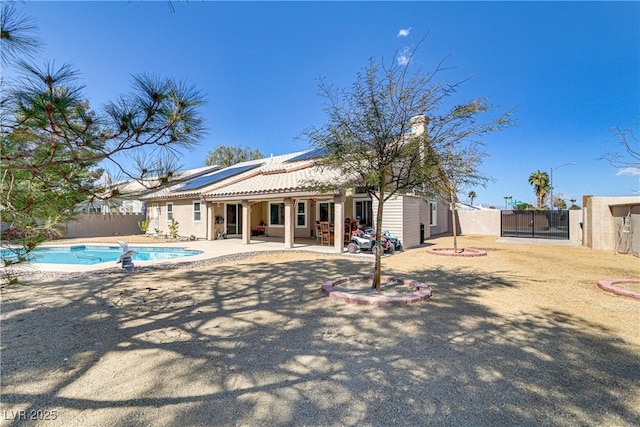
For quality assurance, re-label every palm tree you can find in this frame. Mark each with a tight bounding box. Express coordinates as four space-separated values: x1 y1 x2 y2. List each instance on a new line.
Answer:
569 198 580 210
554 196 567 210
468 191 477 205
528 170 550 209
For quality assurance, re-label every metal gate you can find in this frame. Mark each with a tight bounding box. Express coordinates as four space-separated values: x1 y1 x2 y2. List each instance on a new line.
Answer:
501 210 570 240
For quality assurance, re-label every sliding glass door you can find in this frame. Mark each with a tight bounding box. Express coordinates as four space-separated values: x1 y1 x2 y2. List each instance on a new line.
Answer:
226 203 243 236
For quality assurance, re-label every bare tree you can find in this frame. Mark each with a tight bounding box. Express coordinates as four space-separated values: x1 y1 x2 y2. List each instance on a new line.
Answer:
305 53 511 290
430 143 489 253
601 123 640 180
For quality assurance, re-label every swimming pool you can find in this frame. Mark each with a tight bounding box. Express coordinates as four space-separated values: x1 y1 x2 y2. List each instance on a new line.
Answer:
1 245 203 265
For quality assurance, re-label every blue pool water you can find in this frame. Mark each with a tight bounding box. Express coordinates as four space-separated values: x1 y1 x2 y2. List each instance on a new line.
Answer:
1 245 203 265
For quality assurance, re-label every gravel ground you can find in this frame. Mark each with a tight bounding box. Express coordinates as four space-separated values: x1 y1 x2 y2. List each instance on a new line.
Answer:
1 235 639 426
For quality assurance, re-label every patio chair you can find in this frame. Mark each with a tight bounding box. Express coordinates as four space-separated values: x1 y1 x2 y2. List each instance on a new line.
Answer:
320 221 334 246
344 219 354 245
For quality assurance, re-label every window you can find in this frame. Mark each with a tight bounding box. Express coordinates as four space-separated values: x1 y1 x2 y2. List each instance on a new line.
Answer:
296 201 306 228
318 202 335 223
355 185 378 194
429 202 437 226
354 199 373 227
355 186 368 194
166 203 173 221
270 202 285 226
193 201 201 222
355 185 378 195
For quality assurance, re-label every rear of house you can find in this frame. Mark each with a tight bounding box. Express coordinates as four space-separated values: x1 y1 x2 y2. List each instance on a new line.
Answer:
141 150 446 250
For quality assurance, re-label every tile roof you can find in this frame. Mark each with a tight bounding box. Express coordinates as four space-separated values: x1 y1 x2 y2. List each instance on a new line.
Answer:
203 162 346 199
142 149 344 201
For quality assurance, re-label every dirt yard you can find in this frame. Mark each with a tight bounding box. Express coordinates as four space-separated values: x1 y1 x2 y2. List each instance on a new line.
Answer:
1 235 638 426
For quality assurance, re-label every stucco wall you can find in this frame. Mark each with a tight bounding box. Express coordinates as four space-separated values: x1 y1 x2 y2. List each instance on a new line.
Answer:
400 196 421 249
150 199 208 239
65 214 146 238
569 210 583 244
456 209 501 236
584 196 640 252
431 202 449 236
629 212 640 257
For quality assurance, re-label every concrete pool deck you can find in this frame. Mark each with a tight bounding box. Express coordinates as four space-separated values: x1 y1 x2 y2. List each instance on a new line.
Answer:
17 238 345 273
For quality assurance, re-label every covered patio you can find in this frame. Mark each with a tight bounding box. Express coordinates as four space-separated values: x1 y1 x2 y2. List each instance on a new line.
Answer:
203 195 353 254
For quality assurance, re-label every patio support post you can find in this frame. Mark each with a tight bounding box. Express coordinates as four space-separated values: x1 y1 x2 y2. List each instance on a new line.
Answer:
206 202 214 240
241 200 251 245
284 198 294 249
333 195 345 253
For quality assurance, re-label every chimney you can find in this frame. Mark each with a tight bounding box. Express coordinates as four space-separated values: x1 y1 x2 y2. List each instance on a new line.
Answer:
410 115 428 136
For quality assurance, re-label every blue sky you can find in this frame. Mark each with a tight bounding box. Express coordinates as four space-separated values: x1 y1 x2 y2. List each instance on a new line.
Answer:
12 1 640 208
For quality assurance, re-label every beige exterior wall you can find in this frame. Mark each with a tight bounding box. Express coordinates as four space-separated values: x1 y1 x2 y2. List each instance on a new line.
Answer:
456 209 501 236
343 198 356 222
65 213 146 238
372 195 440 249
258 199 316 238
430 201 449 235
569 210 583 244
419 200 431 241
584 196 640 252
401 196 425 248
250 203 265 227
149 199 208 239
629 211 640 257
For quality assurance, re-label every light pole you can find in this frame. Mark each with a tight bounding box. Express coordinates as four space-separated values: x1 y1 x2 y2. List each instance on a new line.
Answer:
549 162 576 211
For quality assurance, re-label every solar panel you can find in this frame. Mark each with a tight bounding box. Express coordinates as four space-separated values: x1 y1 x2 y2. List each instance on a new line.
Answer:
176 163 263 191
284 148 327 163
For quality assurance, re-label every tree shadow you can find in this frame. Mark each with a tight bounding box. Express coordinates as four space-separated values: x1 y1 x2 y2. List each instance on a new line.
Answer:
1 256 638 426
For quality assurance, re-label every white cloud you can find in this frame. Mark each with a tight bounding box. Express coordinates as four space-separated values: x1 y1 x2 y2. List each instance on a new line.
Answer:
397 46 411 66
616 167 640 176
397 28 411 38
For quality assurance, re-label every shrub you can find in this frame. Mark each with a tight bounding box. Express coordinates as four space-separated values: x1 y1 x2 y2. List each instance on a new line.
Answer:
168 218 179 239
138 219 150 233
